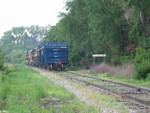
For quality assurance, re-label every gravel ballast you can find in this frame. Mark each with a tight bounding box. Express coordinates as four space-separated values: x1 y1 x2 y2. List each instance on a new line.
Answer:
31 67 133 113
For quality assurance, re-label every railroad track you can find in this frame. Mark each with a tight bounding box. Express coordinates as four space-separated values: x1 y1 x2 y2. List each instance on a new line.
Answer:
55 71 150 111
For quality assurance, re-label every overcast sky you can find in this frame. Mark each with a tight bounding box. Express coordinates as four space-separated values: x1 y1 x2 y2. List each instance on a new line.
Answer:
0 0 66 37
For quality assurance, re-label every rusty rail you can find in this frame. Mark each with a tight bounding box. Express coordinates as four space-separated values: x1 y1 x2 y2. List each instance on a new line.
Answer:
56 72 150 109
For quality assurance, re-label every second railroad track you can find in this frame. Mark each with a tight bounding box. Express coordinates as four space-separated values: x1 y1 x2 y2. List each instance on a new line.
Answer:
55 71 150 111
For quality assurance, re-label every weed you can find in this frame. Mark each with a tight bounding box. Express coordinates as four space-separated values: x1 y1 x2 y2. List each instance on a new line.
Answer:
0 65 97 112
91 63 134 77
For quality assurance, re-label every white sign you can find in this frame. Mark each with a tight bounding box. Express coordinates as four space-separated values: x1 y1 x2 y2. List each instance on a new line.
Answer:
92 54 106 57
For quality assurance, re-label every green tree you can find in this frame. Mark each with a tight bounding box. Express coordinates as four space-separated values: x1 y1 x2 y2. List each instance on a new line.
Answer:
0 25 46 64
123 0 150 48
45 0 129 65
44 0 149 70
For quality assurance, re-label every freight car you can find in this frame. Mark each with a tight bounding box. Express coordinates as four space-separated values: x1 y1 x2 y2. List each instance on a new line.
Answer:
26 41 68 70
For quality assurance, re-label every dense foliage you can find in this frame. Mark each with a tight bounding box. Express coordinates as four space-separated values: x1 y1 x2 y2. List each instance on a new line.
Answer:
0 25 47 64
44 0 150 79
0 0 149 79
133 48 150 79
0 50 4 71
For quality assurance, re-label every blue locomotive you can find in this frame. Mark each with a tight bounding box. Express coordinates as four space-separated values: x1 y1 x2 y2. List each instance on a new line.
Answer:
26 41 68 70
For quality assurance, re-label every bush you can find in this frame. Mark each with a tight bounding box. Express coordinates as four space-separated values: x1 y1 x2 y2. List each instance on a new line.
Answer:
134 60 150 79
146 73 150 81
133 48 150 79
80 57 91 69
110 55 132 65
110 55 121 65
0 52 4 71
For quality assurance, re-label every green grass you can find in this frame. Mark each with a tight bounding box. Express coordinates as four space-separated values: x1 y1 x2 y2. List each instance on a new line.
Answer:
96 74 150 88
0 65 97 113
70 71 150 88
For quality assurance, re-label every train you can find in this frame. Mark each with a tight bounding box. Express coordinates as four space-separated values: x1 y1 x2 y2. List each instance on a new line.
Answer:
26 41 68 70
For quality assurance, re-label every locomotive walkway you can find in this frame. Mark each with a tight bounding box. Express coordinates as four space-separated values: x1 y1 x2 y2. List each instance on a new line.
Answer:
31 67 150 113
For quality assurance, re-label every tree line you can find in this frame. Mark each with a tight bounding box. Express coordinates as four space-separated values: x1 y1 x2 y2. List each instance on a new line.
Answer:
44 0 150 79
0 25 48 64
0 0 149 79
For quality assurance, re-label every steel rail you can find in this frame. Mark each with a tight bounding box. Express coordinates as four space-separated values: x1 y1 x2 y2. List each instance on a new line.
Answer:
56 72 150 109
67 72 150 93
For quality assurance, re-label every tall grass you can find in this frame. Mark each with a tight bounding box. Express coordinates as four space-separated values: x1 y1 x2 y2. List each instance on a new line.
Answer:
89 63 150 88
91 63 134 77
0 65 97 113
